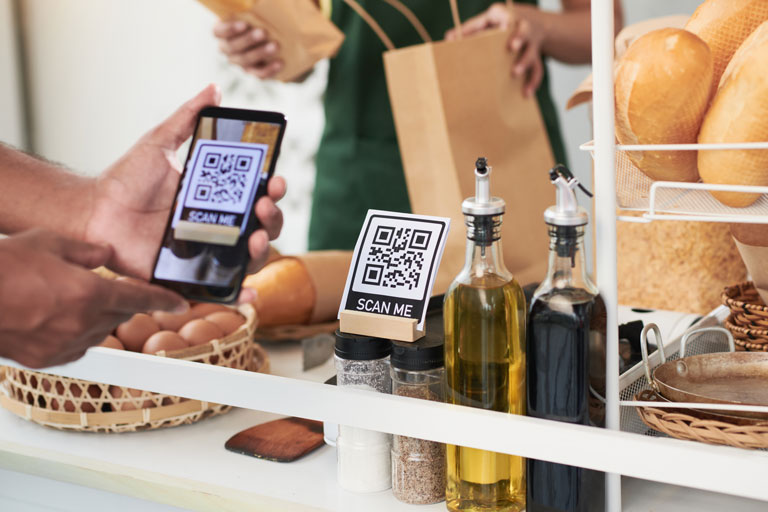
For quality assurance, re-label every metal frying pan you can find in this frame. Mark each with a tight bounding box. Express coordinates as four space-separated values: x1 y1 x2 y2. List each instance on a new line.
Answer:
641 323 768 420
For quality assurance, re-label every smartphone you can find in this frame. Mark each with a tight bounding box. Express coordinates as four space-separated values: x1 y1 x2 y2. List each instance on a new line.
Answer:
150 106 286 303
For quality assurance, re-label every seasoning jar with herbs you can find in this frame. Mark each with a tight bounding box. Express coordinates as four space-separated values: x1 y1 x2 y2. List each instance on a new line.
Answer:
390 330 446 505
334 330 392 493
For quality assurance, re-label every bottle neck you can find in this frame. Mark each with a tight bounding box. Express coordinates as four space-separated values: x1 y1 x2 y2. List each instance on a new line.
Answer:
462 214 511 280
538 225 598 295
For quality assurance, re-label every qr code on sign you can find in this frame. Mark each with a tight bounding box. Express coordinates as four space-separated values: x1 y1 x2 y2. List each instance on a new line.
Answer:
193 152 253 205
361 225 431 291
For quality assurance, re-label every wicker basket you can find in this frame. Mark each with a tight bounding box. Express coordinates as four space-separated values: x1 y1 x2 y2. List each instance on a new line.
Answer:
0 304 268 433
634 390 768 450
722 282 768 350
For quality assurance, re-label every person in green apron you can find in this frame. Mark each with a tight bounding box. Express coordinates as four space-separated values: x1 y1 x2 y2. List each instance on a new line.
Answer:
214 1 621 251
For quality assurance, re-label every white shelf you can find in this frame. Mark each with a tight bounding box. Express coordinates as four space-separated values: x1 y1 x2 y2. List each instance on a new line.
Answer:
1 341 767 512
581 141 768 224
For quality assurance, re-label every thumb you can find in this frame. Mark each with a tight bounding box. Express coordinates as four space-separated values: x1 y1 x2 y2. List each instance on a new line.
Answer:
148 84 222 149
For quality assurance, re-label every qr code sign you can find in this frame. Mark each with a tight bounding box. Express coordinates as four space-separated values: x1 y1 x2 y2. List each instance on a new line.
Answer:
351 215 445 301
361 226 430 290
182 140 266 215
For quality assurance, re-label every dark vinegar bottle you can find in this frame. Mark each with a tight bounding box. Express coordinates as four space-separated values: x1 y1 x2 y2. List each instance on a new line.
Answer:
526 166 606 512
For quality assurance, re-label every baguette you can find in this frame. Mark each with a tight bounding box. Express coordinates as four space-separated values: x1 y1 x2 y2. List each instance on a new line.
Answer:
685 0 768 99
698 21 768 207
614 28 712 182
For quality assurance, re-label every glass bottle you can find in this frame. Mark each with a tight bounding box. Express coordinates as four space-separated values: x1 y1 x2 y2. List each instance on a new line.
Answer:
526 165 606 512
444 158 527 512
390 333 446 504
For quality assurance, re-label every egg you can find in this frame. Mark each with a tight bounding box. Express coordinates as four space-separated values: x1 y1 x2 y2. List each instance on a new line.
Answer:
152 307 195 331
190 302 231 318
178 319 224 346
205 311 246 336
116 313 159 351
99 335 125 350
142 331 189 354
109 386 155 410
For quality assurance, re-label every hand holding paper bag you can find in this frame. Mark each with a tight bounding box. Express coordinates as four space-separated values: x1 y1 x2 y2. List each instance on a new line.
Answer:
199 0 344 82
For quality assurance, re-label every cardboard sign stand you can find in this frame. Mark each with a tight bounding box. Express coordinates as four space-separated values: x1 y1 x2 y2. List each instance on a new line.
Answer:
339 310 424 342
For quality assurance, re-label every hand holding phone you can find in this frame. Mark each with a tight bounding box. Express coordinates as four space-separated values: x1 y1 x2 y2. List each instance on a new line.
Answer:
151 107 287 303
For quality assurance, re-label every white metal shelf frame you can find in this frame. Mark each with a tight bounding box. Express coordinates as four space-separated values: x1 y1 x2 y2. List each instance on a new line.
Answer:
580 141 768 223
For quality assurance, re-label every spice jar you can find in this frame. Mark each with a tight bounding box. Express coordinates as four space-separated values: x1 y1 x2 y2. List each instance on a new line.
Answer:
334 330 392 493
390 332 446 504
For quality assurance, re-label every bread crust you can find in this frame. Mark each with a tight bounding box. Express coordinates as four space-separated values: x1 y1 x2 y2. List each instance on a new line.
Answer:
698 21 768 207
615 28 712 182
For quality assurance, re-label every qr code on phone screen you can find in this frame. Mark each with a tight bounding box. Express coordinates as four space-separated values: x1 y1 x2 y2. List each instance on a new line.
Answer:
193 152 251 205
361 225 430 291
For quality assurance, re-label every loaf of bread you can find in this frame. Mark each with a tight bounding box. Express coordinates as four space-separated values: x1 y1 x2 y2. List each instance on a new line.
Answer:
698 21 768 207
614 28 712 182
243 258 316 327
685 0 768 98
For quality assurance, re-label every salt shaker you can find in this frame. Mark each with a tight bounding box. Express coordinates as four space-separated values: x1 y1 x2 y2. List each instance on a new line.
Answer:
334 330 392 493
390 333 446 504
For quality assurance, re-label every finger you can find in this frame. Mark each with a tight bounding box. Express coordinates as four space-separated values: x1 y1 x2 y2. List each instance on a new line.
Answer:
255 196 283 241
231 41 280 69
40 234 114 270
524 60 543 98
104 278 188 314
267 176 287 202
247 230 270 273
248 60 284 80
513 38 539 78
219 28 269 56
508 18 531 56
148 84 222 149
212 20 249 40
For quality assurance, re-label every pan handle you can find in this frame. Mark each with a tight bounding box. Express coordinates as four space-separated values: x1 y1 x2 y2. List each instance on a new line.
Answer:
640 323 665 392
679 326 735 358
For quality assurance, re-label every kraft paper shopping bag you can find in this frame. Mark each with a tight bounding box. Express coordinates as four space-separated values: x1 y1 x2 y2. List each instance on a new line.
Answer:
345 0 555 291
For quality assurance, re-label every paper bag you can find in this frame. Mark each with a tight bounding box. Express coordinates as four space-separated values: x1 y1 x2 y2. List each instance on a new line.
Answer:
343 0 555 291
732 224 768 304
198 0 344 82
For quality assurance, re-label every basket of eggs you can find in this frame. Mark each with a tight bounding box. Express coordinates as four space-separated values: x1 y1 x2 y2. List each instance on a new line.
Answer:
0 295 268 433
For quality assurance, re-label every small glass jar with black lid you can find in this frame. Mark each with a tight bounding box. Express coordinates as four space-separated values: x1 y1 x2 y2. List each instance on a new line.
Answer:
390 330 446 504
334 330 392 493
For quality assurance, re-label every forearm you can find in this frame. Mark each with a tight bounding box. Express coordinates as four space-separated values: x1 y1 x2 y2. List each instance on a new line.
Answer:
0 143 94 239
520 1 624 65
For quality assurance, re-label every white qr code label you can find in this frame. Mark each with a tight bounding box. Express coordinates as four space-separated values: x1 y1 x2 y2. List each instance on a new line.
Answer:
171 139 268 240
339 211 450 330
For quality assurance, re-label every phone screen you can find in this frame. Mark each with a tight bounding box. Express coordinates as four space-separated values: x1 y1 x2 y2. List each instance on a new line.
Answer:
151 107 286 303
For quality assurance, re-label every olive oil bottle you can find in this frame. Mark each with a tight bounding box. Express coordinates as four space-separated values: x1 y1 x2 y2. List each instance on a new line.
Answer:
444 158 527 512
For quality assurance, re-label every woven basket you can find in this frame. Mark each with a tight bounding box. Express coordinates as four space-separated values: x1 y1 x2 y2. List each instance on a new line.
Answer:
722 282 768 350
0 304 268 433
634 390 768 450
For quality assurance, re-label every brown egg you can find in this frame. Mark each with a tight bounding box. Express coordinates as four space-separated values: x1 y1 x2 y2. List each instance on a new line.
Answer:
205 311 246 336
142 331 189 354
99 335 125 350
178 319 224 346
69 383 96 413
152 307 195 331
109 386 154 410
116 313 159 351
190 302 231 318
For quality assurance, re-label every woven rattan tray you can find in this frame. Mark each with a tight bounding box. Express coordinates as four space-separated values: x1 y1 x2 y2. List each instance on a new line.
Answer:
723 282 768 350
0 304 268 433
634 390 768 450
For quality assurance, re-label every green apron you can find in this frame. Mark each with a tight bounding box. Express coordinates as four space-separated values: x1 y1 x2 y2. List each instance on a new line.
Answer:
309 0 567 251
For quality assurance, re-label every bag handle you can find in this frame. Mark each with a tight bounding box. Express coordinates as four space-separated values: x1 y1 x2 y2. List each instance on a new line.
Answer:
450 0 515 40
341 0 431 50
